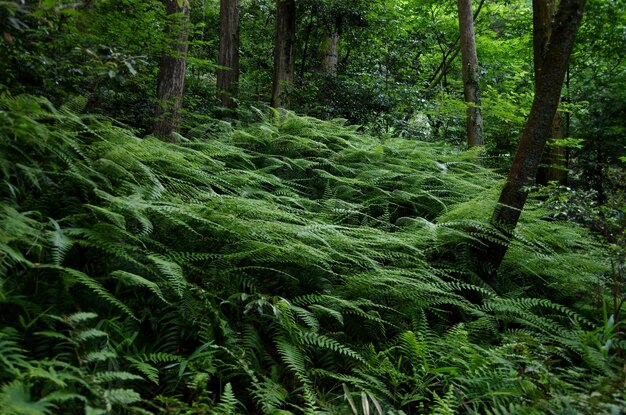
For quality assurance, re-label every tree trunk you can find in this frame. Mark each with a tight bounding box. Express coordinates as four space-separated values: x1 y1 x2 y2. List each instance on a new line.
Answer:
532 0 555 84
537 112 568 184
535 0 568 185
154 0 190 141
427 0 485 95
217 0 240 111
271 0 296 108
482 0 586 278
321 32 340 74
321 16 341 75
457 0 484 147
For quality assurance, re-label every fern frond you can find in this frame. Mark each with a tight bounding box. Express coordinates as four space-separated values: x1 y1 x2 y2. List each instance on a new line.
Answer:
275 337 312 387
298 332 365 363
56 267 136 320
0 380 55 415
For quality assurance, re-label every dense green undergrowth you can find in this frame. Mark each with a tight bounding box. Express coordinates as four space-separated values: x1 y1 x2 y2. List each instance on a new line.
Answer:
0 96 624 414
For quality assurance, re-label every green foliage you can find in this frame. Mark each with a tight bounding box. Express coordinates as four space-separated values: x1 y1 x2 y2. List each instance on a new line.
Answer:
0 96 623 414
0 0 162 128
0 0 623 412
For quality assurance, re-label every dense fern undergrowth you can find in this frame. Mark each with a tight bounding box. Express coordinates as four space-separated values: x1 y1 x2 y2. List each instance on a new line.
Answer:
1 95 624 415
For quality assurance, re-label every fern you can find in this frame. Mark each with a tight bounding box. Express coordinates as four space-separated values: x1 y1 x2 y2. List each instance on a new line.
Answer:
102 388 141 406
212 383 242 414
48 219 74 266
0 380 55 415
57 267 137 320
126 361 158 387
430 387 457 415
0 96 619 415
92 371 144 384
251 377 289 414
110 270 169 305
0 328 29 377
275 337 312 387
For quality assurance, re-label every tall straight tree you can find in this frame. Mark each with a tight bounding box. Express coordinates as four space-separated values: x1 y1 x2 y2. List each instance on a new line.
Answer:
457 0 484 147
217 0 240 111
425 0 486 98
534 0 568 185
271 0 296 108
154 0 190 141
482 0 586 278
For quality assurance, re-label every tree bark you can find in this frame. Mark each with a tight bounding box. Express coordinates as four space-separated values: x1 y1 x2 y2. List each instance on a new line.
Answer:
457 0 484 147
532 0 555 84
321 32 340 74
271 0 296 108
321 16 341 75
217 0 240 111
482 0 586 278
534 0 568 185
154 0 190 141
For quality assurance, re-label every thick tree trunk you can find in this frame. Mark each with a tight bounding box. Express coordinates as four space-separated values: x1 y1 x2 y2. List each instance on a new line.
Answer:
482 0 586 278
457 0 484 147
271 0 296 108
217 0 240 111
534 0 568 185
321 16 341 75
321 31 340 74
154 0 190 141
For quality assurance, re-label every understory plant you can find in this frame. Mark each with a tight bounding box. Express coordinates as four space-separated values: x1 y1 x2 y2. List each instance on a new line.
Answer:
0 95 623 414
